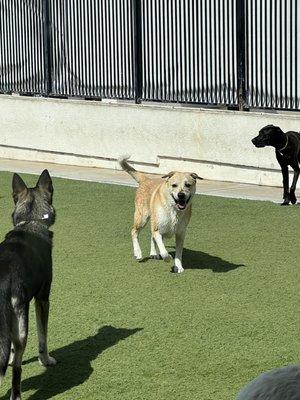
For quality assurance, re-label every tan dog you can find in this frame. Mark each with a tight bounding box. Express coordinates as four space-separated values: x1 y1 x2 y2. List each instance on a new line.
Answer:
119 156 202 273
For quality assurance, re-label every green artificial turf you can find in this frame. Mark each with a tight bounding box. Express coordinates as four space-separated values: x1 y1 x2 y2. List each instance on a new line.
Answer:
0 171 299 400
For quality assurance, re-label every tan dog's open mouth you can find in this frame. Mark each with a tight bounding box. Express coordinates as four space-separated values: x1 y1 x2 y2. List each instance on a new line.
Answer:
172 194 190 211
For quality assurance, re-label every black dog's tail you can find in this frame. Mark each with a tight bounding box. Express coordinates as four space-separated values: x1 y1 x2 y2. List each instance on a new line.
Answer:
0 289 11 383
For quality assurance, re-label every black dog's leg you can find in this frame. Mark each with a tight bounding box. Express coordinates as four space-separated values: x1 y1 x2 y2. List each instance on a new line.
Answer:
281 165 290 205
35 299 56 367
10 304 29 400
289 161 300 204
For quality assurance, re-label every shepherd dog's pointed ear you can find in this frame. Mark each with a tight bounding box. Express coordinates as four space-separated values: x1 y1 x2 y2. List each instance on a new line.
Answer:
12 173 27 203
162 171 175 179
190 173 203 180
36 169 53 195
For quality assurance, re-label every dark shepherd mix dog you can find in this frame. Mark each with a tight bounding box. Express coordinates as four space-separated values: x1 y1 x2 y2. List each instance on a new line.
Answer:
0 170 56 400
252 125 300 205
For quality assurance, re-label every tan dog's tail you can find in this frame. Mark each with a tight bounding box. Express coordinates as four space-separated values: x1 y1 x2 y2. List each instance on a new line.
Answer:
118 156 147 184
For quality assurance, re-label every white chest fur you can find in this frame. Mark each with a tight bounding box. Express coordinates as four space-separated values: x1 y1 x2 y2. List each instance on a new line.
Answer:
156 205 185 237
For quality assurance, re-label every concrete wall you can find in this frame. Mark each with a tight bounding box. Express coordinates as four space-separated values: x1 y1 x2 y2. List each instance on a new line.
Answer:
0 95 299 186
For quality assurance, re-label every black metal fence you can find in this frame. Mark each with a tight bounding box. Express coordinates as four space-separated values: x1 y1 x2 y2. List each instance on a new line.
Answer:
246 0 299 110
141 0 239 105
0 0 46 94
0 0 299 111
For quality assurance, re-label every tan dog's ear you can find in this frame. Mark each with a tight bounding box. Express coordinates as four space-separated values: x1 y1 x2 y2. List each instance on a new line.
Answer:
162 171 175 179
190 173 203 180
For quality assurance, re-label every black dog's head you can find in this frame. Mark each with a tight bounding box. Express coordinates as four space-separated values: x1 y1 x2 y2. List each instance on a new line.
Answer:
251 125 284 148
12 169 55 227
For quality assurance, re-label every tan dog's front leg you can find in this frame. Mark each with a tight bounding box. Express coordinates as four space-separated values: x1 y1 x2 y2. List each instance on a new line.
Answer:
172 232 185 273
153 231 172 262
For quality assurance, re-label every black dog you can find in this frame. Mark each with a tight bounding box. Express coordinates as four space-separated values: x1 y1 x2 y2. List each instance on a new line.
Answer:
0 170 56 400
252 125 300 205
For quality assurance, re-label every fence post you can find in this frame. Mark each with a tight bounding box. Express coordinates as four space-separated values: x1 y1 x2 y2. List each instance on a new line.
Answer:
133 0 142 104
43 0 52 95
236 0 247 110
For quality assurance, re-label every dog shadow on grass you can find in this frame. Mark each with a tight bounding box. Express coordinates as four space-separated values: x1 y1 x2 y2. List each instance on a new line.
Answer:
140 248 244 272
0 325 142 400
170 248 245 272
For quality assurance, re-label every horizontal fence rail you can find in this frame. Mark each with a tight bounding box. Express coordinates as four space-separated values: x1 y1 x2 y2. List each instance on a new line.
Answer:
0 0 299 111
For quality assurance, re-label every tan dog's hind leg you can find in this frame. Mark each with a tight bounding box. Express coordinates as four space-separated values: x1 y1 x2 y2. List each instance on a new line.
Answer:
150 236 160 259
132 209 149 261
152 231 172 262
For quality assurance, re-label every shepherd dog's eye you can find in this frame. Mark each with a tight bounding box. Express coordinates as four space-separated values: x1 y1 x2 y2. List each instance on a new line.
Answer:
185 183 191 188
172 184 178 188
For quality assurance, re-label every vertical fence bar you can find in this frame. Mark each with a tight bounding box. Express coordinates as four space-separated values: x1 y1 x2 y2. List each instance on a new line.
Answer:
295 0 298 109
236 0 246 110
133 0 142 103
43 0 52 94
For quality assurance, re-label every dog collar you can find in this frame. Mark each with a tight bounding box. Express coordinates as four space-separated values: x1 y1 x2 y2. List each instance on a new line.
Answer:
15 221 27 227
15 215 49 227
278 136 289 153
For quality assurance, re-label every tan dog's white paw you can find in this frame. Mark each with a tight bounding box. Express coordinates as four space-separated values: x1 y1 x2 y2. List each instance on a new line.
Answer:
134 254 143 261
162 253 173 262
39 355 57 367
172 265 184 273
134 249 143 261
